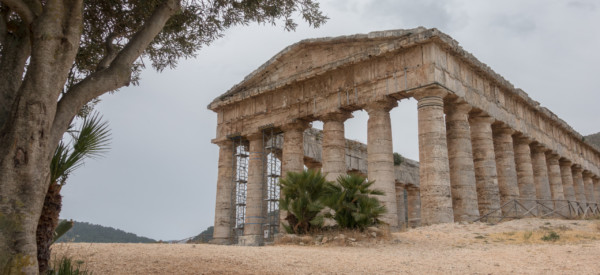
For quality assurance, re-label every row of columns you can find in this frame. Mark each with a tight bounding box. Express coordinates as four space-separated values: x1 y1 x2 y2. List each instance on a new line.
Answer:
213 88 600 244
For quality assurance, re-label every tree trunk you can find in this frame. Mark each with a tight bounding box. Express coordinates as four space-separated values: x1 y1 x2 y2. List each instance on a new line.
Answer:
36 181 62 274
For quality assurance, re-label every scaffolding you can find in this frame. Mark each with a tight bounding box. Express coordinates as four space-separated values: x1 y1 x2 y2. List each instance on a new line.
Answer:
262 127 283 242
230 136 249 243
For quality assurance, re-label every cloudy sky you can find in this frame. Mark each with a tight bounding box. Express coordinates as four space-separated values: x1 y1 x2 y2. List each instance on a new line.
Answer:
60 0 600 241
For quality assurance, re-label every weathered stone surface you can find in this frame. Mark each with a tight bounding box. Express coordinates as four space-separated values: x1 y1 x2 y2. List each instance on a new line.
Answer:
243 135 265 242
320 111 353 182
582 171 595 204
365 100 399 228
559 159 577 201
530 143 553 212
593 176 600 204
513 135 537 215
469 113 501 216
546 153 568 216
492 124 520 210
572 166 586 204
444 100 480 221
406 187 421 228
213 140 235 244
415 89 453 225
396 185 406 229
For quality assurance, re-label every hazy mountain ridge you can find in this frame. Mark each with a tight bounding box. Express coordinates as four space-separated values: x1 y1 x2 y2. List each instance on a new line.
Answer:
585 132 600 151
56 221 156 243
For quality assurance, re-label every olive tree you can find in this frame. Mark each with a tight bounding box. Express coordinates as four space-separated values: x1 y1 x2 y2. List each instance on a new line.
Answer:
0 0 326 273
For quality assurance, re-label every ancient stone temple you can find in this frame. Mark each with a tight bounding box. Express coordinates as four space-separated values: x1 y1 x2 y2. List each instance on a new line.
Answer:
208 27 600 246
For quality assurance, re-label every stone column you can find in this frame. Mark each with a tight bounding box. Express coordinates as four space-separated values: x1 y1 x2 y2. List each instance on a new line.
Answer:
559 159 577 202
444 100 480 222
530 143 553 213
406 187 421 228
414 89 453 225
546 153 567 216
279 120 310 232
469 113 501 216
582 171 595 205
320 111 352 182
396 185 407 229
212 139 235 244
572 165 586 204
513 134 537 215
365 100 399 228
594 176 600 204
492 124 520 214
241 134 265 246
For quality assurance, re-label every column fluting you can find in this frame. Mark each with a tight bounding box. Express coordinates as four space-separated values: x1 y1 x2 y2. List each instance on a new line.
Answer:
212 139 235 244
320 111 352 182
469 113 501 216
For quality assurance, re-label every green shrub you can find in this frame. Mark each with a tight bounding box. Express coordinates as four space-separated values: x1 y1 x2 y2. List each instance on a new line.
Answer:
47 256 91 275
541 231 560 242
279 170 328 234
393 153 403 166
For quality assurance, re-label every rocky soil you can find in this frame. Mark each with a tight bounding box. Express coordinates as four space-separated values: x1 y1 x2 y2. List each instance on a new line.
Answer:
51 218 600 274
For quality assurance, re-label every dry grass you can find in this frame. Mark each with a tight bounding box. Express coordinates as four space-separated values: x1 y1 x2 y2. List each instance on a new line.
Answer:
487 220 600 245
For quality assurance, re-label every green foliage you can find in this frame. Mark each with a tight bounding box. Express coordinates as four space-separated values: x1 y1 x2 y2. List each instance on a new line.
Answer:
279 170 328 234
55 221 155 243
52 220 74 244
51 113 111 186
541 231 560 242
47 256 91 275
190 226 214 243
393 152 403 166
321 174 386 230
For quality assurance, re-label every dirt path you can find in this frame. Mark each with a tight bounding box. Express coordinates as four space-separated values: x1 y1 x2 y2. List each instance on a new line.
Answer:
52 218 600 274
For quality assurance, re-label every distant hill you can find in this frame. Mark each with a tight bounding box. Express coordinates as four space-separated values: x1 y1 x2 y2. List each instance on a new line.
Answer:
585 132 600 150
189 226 214 243
56 221 156 243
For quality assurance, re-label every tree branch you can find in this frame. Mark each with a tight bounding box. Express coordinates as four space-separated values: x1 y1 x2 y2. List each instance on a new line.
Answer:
96 32 119 71
0 22 30 131
50 0 182 149
0 0 34 25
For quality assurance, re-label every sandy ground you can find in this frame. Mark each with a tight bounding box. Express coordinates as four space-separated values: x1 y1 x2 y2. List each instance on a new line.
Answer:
51 218 600 274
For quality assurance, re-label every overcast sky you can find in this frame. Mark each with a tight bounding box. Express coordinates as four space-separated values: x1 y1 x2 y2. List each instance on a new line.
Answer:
60 0 600 241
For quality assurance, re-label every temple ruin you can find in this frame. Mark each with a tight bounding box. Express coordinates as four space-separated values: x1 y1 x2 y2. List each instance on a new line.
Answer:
207 27 600 246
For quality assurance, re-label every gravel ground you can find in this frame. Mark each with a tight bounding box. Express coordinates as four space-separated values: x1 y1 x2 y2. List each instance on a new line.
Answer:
51 218 600 274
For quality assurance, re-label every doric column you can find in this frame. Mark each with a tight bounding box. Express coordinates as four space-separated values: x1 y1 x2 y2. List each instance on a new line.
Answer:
546 153 567 216
414 89 453 225
365 99 398 228
530 143 553 213
242 134 265 245
513 134 537 215
212 139 235 244
594 176 600 204
396 185 406 229
279 120 310 232
572 165 586 204
559 159 577 201
444 100 480 222
492 124 520 211
582 171 595 204
406 187 421 228
469 112 501 216
320 111 352 182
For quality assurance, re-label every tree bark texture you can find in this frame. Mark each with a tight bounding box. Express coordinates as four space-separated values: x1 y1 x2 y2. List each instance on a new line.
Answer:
35 182 62 274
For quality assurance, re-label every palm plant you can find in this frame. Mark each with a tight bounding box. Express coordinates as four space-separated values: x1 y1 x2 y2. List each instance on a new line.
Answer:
279 169 328 234
322 174 386 230
36 112 110 274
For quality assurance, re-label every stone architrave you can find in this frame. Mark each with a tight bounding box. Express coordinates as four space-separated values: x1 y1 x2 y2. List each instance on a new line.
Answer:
212 139 235 244
530 143 553 213
241 134 265 246
572 165 586 204
406 187 421 227
492 124 520 213
469 112 501 216
513 134 537 215
414 89 453 225
365 99 399 228
320 111 352 182
559 159 577 202
546 153 568 216
444 100 480 222
279 120 310 231
396 185 407 229
582 171 595 205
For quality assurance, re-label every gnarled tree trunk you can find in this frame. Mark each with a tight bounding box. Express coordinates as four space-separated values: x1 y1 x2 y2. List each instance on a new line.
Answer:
35 182 62 274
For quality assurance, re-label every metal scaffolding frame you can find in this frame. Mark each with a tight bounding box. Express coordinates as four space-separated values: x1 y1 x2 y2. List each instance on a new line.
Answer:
474 199 600 224
230 136 249 243
262 126 283 242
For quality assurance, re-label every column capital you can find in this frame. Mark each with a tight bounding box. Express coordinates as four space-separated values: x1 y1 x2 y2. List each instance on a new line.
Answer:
530 142 549 153
318 110 353 122
444 99 471 119
364 98 398 113
593 175 600 181
545 152 561 162
281 119 310 132
572 165 583 173
583 170 593 177
492 123 514 136
468 112 495 124
559 158 572 167
413 88 448 101
214 138 234 147
513 133 533 145
246 132 264 141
